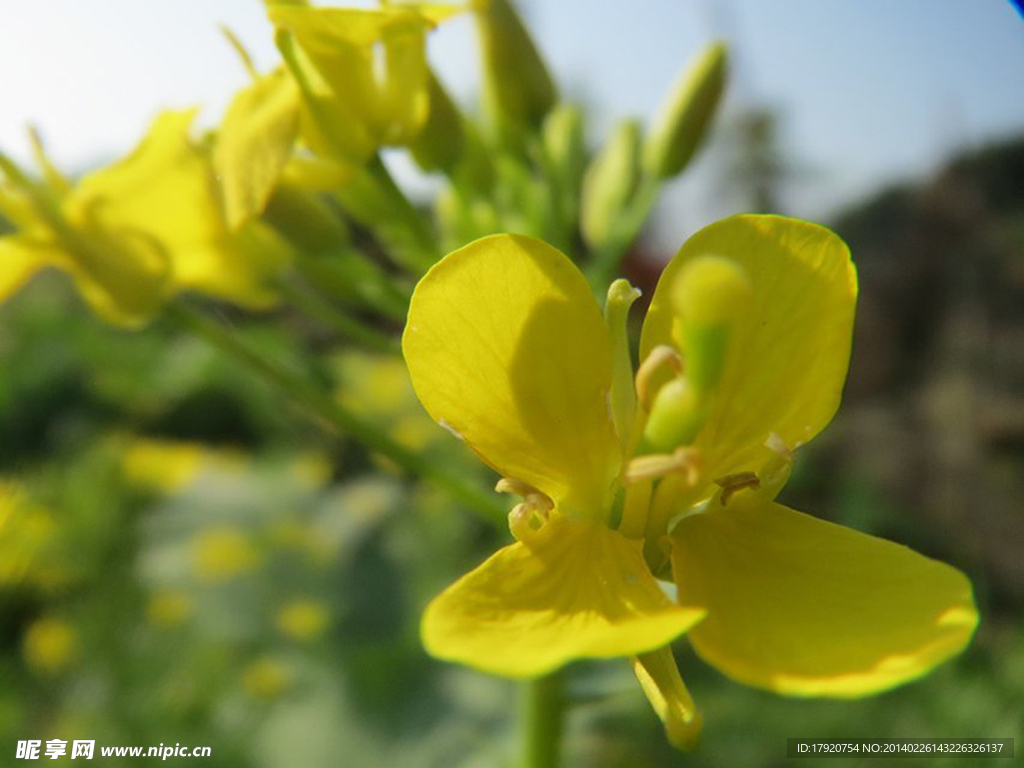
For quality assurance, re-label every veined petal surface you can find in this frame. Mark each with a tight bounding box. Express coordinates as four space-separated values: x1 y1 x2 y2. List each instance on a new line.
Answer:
423 516 705 677
671 498 978 697
404 234 620 514
641 215 857 479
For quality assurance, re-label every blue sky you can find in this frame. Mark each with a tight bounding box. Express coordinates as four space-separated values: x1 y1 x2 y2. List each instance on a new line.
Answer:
1 0 1022 245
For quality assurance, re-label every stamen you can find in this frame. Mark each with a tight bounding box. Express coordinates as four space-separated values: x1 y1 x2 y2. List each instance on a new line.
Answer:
714 471 760 505
495 477 536 497
499 477 554 541
635 345 683 411
625 447 701 485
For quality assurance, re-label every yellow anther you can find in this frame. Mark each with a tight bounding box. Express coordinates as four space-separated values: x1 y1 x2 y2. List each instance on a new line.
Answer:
714 472 761 506
507 497 552 542
635 345 684 412
499 477 553 541
495 477 537 497
625 447 701 485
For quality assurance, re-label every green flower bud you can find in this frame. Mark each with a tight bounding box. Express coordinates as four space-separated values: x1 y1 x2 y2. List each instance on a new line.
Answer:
543 104 586 185
581 119 640 248
410 70 465 173
475 0 557 143
262 184 349 254
643 41 727 180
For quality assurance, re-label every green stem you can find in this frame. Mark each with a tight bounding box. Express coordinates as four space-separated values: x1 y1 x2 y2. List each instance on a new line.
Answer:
295 251 410 323
277 280 400 355
335 156 439 273
587 176 661 290
520 672 565 768
166 303 505 525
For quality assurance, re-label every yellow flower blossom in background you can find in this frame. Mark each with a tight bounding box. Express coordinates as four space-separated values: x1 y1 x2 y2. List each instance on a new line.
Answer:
146 592 193 628
0 480 71 590
277 599 331 641
334 352 447 454
269 2 457 164
193 527 262 583
23 617 77 675
121 437 249 494
287 451 335 490
403 216 978 749
243 657 292 700
0 111 291 325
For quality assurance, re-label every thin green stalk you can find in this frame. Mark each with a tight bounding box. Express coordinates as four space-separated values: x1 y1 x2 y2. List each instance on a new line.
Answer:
166 303 505 525
277 280 400 355
587 176 661 290
295 251 410 323
520 671 565 768
335 155 439 273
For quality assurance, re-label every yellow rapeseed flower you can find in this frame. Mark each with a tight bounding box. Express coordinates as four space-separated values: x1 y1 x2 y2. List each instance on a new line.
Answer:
267 2 459 166
23 617 77 674
193 527 261 582
276 599 330 641
147 592 193 628
242 657 292 700
403 215 978 749
0 112 290 325
121 437 248 493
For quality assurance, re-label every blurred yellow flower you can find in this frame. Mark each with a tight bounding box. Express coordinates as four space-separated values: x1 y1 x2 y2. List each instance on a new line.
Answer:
0 480 70 590
23 618 77 675
147 592 193 628
336 353 413 417
287 451 334 489
193 527 261 582
268 3 456 165
122 438 248 493
242 657 292 700
277 599 330 641
0 111 291 325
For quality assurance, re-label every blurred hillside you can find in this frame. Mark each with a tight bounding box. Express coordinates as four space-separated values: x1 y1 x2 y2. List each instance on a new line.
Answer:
820 135 1024 610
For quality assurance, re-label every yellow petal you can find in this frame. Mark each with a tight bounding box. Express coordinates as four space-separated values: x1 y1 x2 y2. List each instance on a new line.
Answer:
403 234 620 516
62 229 170 326
633 647 702 750
671 497 978 697
269 5 431 153
71 110 287 309
422 516 705 677
641 215 857 479
0 235 52 301
215 68 301 228
70 109 224 249
375 18 429 144
172 222 289 309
